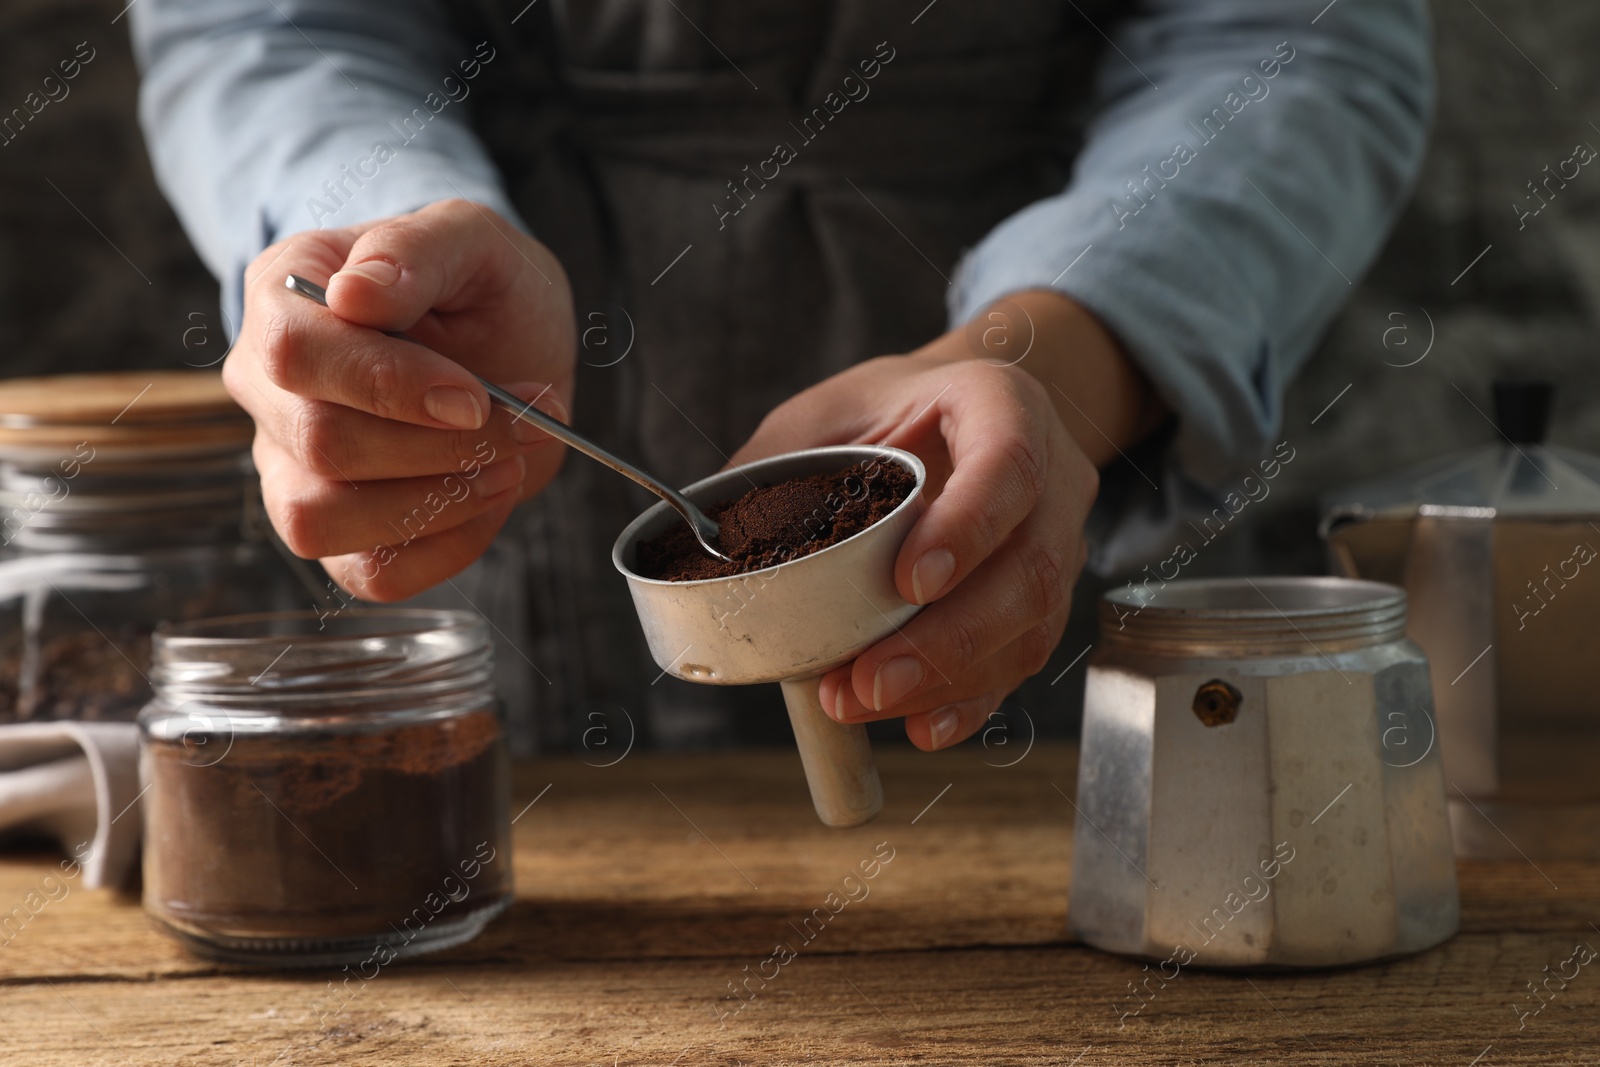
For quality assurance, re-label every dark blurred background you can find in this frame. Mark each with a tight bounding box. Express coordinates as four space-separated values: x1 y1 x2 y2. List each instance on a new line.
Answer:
3 0 1595 740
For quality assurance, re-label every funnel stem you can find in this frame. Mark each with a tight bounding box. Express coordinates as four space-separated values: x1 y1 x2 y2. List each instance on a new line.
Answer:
780 676 883 829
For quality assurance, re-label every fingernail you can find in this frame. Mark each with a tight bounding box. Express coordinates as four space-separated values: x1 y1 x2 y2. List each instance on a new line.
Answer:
820 678 844 722
872 656 925 711
928 707 961 749
472 455 525 499
335 259 399 287
911 548 956 604
424 386 484 429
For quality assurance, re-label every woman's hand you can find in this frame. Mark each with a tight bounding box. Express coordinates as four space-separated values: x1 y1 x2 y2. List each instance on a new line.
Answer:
732 290 1163 751
223 199 576 601
729 295 1122 751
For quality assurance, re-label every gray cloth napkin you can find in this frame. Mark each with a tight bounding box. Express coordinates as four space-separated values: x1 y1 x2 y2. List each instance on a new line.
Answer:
0 722 141 889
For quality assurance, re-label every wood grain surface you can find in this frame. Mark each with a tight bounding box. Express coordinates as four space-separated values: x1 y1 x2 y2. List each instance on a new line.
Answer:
1 743 1595 1065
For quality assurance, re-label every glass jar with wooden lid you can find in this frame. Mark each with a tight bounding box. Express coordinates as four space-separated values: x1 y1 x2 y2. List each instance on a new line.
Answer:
0 370 303 722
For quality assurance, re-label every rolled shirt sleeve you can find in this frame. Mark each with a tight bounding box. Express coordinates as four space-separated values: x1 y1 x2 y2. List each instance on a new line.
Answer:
129 0 522 336
947 0 1433 574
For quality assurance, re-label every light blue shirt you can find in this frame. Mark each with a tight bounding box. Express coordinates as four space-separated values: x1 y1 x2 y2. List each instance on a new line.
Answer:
130 0 1432 574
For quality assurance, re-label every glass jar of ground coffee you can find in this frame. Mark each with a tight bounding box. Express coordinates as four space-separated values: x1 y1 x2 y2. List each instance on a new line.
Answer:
0 371 302 722
139 609 512 966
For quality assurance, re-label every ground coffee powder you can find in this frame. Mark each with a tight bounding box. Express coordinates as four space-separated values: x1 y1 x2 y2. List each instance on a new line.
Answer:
634 460 915 582
142 707 512 952
0 627 151 722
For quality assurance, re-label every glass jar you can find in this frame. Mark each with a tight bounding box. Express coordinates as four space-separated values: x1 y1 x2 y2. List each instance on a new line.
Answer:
139 609 513 966
0 371 302 722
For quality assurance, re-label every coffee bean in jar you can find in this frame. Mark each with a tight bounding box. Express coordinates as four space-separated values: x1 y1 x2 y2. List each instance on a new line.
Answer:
139 609 512 965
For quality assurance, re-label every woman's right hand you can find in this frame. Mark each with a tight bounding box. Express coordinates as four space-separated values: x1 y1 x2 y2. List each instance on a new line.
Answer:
223 199 576 601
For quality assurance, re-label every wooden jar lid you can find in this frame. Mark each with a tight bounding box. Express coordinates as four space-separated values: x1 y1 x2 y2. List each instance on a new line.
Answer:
0 371 253 460
0 371 243 425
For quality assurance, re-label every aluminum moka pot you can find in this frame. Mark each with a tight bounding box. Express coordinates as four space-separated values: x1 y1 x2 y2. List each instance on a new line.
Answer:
1068 577 1459 968
612 445 926 828
1321 381 1600 859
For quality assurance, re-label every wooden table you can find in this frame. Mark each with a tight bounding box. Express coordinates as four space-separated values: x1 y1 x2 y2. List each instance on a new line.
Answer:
1 742 1595 1065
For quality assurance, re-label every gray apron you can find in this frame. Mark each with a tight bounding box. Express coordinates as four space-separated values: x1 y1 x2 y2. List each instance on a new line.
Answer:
439 0 1121 753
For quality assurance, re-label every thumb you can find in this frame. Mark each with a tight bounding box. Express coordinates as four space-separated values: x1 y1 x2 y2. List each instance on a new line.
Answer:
324 198 536 331
727 392 860 468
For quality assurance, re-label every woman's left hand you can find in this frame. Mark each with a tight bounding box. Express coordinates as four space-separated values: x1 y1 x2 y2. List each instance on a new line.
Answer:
728 326 1100 751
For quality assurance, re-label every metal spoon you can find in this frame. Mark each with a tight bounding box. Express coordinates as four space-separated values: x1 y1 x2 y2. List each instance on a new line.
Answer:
283 274 730 562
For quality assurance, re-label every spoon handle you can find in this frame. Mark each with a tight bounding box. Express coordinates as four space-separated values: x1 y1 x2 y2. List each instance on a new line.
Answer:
472 379 667 503
282 275 722 551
